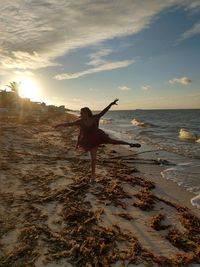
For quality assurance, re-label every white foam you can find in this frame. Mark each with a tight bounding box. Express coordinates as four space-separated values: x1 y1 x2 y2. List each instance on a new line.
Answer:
179 128 198 141
191 194 200 209
131 118 154 128
100 118 112 125
161 162 200 210
196 138 200 144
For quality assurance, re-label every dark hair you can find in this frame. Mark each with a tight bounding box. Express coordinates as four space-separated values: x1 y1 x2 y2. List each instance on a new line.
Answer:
80 107 93 117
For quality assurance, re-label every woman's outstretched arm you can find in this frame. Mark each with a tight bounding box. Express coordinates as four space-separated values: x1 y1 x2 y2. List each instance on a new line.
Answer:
54 119 81 129
97 98 119 118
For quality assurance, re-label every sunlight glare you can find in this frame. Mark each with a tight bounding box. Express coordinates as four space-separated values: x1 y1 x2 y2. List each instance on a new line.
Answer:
17 77 39 101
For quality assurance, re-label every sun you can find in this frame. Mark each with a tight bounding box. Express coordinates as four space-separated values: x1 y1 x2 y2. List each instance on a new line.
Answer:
17 77 39 101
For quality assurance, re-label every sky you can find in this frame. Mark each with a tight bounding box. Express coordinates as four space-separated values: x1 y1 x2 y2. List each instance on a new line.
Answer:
0 0 200 110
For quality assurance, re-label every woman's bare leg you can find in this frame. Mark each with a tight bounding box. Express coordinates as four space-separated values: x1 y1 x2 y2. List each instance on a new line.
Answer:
108 138 141 147
89 146 98 180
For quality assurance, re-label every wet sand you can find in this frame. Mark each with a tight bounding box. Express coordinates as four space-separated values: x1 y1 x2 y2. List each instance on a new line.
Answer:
0 112 200 267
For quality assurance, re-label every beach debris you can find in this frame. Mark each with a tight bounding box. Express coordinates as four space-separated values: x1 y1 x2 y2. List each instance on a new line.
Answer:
166 228 197 252
0 245 37 267
1 114 200 267
171 247 200 266
179 210 200 245
149 213 171 231
123 175 155 189
133 188 157 211
114 212 134 221
154 158 175 166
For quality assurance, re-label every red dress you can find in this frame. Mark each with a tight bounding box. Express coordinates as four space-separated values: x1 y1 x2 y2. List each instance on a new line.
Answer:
76 114 110 151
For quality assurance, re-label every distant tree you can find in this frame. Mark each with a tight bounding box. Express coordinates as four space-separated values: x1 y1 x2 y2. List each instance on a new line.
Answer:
6 81 20 95
0 81 21 108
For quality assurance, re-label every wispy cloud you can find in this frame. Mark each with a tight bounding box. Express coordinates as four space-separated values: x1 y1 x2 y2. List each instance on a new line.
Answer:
87 49 112 66
179 21 200 42
1 1 199 74
141 85 151 90
118 85 131 91
14 70 34 76
181 1 200 10
169 77 192 85
0 51 59 70
54 60 134 80
54 48 135 80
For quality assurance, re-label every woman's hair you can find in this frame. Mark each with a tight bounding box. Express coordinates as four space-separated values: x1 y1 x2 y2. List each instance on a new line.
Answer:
80 107 93 117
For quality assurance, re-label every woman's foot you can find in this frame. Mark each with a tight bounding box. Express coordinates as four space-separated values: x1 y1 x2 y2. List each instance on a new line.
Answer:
89 176 96 182
130 143 141 148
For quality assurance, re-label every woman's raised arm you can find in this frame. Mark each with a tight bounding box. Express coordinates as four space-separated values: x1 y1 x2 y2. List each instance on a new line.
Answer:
54 119 81 129
96 98 119 118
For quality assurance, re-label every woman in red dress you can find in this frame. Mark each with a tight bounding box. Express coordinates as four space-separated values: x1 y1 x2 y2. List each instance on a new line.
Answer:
55 99 141 180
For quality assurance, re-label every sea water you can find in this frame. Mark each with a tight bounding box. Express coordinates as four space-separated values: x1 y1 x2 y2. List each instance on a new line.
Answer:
98 109 200 209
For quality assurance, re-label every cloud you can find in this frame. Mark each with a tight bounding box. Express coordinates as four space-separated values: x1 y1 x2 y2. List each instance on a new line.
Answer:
169 77 192 85
1 0 199 74
87 49 113 66
141 85 151 90
179 21 200 41
54 59 134 80
14 70 34 76
0 51 59 70
54 48 135 80
118 85 131 91
181 0 200 10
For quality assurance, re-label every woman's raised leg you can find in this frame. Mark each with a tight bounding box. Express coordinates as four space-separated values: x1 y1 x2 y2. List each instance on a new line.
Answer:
107 138 141 147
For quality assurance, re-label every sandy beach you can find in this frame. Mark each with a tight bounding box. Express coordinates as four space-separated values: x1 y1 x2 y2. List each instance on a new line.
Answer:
0 111 200 267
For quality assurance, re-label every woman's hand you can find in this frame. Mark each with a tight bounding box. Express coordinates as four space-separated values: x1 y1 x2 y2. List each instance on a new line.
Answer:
111 98 119 105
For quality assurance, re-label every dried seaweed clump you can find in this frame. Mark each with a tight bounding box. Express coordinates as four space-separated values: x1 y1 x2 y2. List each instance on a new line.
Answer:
179 210 200 244
171 247 200 266
46 226 126 266
133 188 157 211
23 205 48 223
117 232 144 265
114 212 134 221
62 200 97 229
0 217 15 239
123 175 155 190
166 228 197 252
0 245 37 267
0 192 15 206
94 180 131 207
1 224 54 266
141 249 172 266
150 213 171 231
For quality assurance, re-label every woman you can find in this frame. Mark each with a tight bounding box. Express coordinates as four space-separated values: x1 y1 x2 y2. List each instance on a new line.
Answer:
55 99 141 180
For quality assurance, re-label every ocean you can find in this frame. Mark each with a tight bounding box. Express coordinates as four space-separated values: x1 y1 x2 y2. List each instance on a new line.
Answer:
98 109 200 209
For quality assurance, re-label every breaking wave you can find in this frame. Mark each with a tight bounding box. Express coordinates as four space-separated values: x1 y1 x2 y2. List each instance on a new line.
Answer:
131 118 155 128
179 128 199 142
100 118 113 125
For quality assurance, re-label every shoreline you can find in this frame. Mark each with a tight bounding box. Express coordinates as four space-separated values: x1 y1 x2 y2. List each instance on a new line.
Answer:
107 144 200 217
100 120 200 214
0 112 200 266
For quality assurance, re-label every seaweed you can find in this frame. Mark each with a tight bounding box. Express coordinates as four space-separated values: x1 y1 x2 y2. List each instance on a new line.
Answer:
133 188 157 211
166 228 197 252
150 213 171 231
